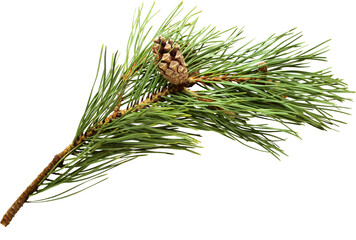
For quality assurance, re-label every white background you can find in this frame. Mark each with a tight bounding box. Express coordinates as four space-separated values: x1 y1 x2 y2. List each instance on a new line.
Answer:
0 0 355 239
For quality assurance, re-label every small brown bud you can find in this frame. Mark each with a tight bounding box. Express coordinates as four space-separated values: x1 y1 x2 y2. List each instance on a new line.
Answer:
258 61 268 73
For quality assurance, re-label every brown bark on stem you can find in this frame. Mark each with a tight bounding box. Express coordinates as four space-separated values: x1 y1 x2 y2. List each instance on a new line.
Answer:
1 148 71 227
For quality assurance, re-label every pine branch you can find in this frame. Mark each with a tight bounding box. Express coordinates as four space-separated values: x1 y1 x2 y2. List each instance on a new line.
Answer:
1 2 353 226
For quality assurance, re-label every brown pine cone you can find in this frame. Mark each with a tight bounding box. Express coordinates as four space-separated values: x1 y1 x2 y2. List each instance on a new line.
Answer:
152 36 189 85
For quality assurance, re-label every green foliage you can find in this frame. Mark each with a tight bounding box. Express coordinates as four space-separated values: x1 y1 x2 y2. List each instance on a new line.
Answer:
29 2 352 202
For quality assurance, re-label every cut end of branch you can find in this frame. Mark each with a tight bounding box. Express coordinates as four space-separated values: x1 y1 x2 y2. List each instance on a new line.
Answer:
1 218 9 227
1 152 69 227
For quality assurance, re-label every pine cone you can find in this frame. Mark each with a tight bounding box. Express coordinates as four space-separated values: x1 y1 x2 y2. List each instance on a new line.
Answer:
152 36 189 85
